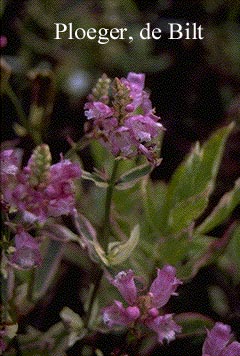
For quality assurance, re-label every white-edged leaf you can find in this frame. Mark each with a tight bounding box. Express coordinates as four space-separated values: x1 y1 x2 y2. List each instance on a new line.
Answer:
160 123 234 234
196 178 240 234
115 163 152 190
107 225 140 265
42 222 80 242
33 239 63 301
81 170 109 188
168 184 213 234
175 312 214 337
60 307 84 330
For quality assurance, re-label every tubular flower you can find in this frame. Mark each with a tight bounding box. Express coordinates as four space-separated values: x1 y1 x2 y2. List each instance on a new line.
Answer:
9 230 42 270
84 72 165 166
202 322 240 356
102 266 182 343
0 145 81 223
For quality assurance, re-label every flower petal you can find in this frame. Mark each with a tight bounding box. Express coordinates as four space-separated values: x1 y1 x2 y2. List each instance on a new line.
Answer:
111 270 138 305
149 265 182 308
15 231 39 249
145 313 181 344
10 231 42 270
220 342 240 356
102 300 140 327
84 101 113 120
202 323 233 356
127 72 145 91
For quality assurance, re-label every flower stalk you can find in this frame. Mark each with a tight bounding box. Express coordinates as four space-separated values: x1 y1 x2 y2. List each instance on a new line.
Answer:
102 159 119 251
85 159 119 328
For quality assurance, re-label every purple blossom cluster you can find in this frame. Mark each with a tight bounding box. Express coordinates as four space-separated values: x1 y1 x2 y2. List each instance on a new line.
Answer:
103 266 182 343
0 147 81 223
84 72 164 166
202 322 240 356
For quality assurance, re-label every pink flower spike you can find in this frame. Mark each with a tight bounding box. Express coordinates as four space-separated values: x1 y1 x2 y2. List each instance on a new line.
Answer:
84 72 165 165
149 265 182 309
145 313 182 344
102 301 140 327
10 231 42 270
202 322 240 356
111 270 138 305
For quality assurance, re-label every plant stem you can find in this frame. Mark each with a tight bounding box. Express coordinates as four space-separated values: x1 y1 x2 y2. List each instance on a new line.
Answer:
85 268 103 327
102 159 119 251
85 159 119 327
4 82 29 131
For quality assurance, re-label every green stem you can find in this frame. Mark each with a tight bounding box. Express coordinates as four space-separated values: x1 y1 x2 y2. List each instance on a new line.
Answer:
27 269 35 303
4 82 29 131
102 159 119 251
85 159 119 327
85 268 103 327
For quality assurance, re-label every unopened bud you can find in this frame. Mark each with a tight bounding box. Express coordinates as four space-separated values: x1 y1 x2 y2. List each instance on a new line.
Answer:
28 144 52 187
112 78 132 122
91 73 111 104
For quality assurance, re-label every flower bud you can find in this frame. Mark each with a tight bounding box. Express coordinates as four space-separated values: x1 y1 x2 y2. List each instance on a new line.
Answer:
28 144 52 187
112 77 132 122
91 73 111 104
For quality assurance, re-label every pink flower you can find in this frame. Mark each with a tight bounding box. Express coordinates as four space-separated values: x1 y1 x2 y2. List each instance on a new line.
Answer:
111 270 138 305
84 72 165 166
84 102 113 120
202 322 240 356
0 147 81 223
102 266 182 343
103 301 140 327
0 149 21 185
9 230 42 270
149 265 181 308
145 313 182 343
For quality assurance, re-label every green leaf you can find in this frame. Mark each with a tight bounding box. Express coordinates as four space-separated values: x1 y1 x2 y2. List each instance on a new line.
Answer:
107 225 140 265
175 312 214 337
208 286 230 317
90 140 110 169
33 239 63 301
223 224 240 282
73 211 105 263
42 222 80 242
17 323 67 355
196 178 240 234
81 170 109 188
115 163 152 190
161 123 234 234
157 234 190 266
60 307 84 330
5 323 18 339
157 233 214 280
168 184 212 234
169 124 233 205
179 230 234 280
141 177 167 233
